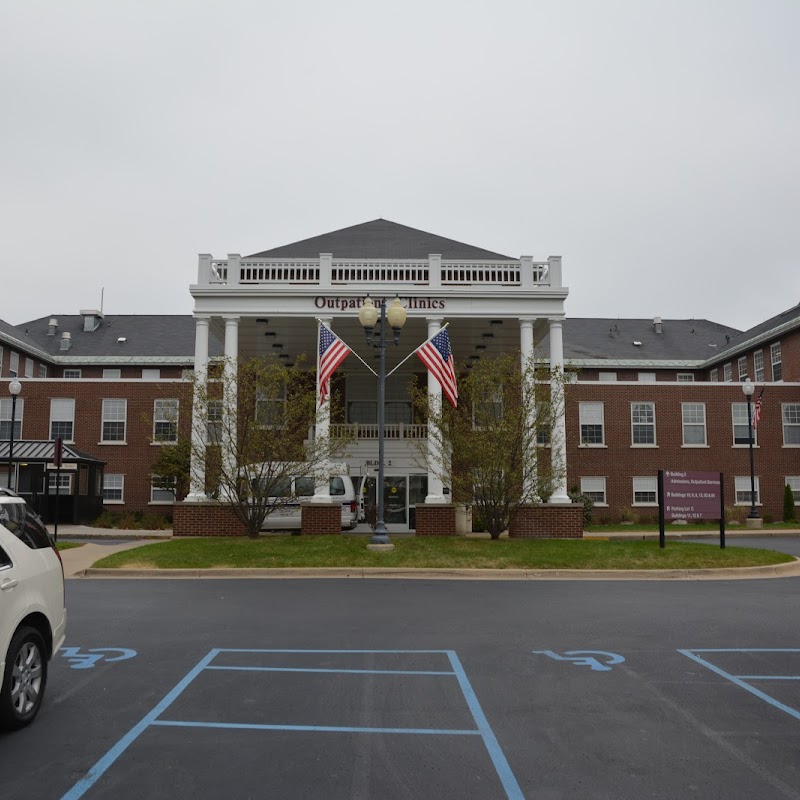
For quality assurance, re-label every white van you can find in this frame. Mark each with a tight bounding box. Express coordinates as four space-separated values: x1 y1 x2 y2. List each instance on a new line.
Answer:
259 471 358 531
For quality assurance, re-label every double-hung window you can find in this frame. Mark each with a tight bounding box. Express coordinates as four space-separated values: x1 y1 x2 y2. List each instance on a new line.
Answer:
783 403 800 446
786 477 800 505
633 477 658 505
677 373 694 382
732 403 755 446
50 398 75 442
631 402 656 445
101 399 127 443
579 402 604 445
735 476 760 505
64 369 81 379
9 352 19 378
709 368 718 382
580 477 607 505
151 476 176 503
771 342 782 381
737 357 748 381
207 399 224 444
0 398 23 439
256 385 287 428
103 474 125 502
153 399 179 443
754 350 765 382
723 364 732 382
682 403 707 446
24 358 33 378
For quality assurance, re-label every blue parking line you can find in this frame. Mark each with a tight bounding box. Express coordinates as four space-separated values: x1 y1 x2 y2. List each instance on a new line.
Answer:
61 649 221 800
152 719 480 735
206 665 453 676
679 649 800 723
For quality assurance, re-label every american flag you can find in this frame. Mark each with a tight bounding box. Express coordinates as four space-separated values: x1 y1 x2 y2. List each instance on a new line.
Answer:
752 387 764 429
317 323 351 406
416 327 458 408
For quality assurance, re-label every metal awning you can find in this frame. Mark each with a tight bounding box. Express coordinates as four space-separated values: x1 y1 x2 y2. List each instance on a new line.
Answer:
0 440 105 465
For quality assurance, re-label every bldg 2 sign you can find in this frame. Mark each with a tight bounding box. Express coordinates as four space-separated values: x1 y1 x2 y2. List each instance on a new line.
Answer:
662 471 722 521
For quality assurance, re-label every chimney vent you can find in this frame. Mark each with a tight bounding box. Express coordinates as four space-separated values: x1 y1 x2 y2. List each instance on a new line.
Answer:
60 332 72 351
80 309 103 332
653 315 662 334
48 318 58 336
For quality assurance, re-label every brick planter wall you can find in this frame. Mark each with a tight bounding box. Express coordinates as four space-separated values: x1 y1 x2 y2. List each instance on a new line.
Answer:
300 503 341 535
173 501 250 537
415 504 458 536
509 504 584 538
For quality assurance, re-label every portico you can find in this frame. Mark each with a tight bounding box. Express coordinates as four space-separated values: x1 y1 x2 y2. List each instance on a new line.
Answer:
185 220 571 527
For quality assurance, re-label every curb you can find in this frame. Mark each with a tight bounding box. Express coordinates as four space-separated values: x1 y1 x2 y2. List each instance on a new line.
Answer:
80 558 800 581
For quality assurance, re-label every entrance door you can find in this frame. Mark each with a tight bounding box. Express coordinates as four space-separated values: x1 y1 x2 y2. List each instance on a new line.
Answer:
361 476 409 528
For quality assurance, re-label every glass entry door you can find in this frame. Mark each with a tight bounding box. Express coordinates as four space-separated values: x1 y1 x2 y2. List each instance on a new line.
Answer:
362 476 411 528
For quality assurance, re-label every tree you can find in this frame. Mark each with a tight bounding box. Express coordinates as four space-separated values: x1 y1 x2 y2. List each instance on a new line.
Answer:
413 352 568 539
155 356 350 537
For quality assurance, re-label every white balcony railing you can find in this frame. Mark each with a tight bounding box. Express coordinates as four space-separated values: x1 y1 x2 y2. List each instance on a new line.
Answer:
330 423 428 440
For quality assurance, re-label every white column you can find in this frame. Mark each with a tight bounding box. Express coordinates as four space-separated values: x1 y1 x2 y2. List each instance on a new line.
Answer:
520 318 537 499
312 316 333 503
549 318 571 503
425 317 447 503
222 316 240 485
186 316 210 501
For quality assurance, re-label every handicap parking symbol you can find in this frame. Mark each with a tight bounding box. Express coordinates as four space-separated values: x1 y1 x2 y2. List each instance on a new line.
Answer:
61 647 137 670
533 650 625 672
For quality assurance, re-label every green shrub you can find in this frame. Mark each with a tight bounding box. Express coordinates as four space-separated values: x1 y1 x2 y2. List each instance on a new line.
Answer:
784 484 797 522
725 505 746 524
471 511 486 533
569 490 594 525
140 513 172 530
619 506 639 524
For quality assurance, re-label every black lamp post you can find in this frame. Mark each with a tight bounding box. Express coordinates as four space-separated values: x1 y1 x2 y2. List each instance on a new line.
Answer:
357 296 407 547
742 378 759 520
7 379 21 489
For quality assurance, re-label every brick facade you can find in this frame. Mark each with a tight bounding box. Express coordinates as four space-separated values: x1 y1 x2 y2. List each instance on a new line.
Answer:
173 501 249 536
509 504 584 538
414 504 458 535
300 502 342 534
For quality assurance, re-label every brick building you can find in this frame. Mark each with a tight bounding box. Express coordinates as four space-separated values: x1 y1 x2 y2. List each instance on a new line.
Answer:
1 220 798 526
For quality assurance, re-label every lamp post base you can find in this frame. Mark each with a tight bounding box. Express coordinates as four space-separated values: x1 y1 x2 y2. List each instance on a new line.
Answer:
744 516 763 529
367 542 396 552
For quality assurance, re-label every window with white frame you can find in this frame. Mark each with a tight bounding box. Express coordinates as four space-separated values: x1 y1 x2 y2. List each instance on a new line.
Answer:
63 369 81 379
153 399 178 442
472 387 503 429
709 368 718 382
207 399 223 444
754 350 764 381
536 402 551 446
783 403 800 446
677 373 694 382
102 474 125 502
101 399 127 442
631 402 656 445
732 403 756 446
598 372 617 382
103 368 121 380
9 352 19 378
580 477 607 505
579 402 605 445
786 477 800 505
256 384 288 428
737 357 747 381
735 476 760 505
38 365 47 378
723 363 732 382
682 403 707 446
141 368 161 380
48 473 72 495
638 372 656 383
633 476 658 505
770 342 782 381
346 374 412 425
24 358 33 378
150 476 176 503
0 398 23 439
50 398 75 441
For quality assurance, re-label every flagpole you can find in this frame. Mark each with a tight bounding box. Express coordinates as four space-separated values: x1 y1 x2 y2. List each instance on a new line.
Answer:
386 322 449 378
316 319 377 377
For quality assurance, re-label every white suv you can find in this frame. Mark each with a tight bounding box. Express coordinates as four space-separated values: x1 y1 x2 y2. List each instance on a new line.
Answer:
0 489 66 730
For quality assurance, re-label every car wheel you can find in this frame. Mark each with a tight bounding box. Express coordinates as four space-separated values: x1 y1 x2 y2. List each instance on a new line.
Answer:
0 627 49 731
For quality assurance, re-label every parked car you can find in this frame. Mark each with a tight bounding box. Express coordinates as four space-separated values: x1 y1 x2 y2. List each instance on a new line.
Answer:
259 473 359 531
0 489 66 730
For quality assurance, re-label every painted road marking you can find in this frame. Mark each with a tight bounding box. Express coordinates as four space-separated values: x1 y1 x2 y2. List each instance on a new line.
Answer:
679 648 800 723
61 649 523 800
61 647 137 670
533 650 626 671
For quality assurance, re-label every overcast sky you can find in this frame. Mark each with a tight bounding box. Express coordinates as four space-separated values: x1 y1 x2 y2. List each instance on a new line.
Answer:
2 0 798 332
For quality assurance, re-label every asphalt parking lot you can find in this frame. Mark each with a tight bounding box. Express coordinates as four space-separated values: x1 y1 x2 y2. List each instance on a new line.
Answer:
1 576 799 799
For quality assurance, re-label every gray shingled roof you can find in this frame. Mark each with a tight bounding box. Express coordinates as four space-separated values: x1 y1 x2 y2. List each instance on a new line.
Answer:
0 440 104 464
0 318 52 361
246 219 515 261
18 315 224 360
556 318 742 361
708 301 800 363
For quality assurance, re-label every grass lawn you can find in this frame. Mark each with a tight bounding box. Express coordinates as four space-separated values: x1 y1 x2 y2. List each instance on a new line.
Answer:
92 536 795 571
55 542 84 551
585 521 800 533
